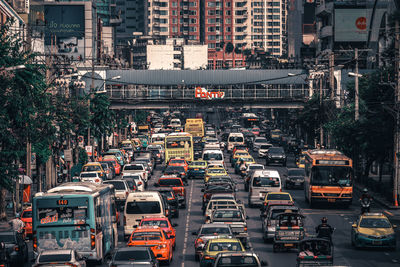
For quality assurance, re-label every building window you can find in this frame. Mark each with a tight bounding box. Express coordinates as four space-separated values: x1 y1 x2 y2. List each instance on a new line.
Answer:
207 2 216 7
174 63 180 68
208 10 215 15
190 18 197 23
273 48 280 53
208 35 216 40
172 26 178 32
189 26 197 31
172 18 177 23
173 54 181 59
189 10 197 15
208 27 215 32
172 1 177 6
226 2 231 7
208 18 215 23
160 27 168 32
226 10 231 15
225 35 231 40
208 43 216 48
273 35 279 39
226 26 231 32
189 35 197 40
189 2 197 6
160 18 167 23
273 28 279 33
225 18 231 24
172 10 177 15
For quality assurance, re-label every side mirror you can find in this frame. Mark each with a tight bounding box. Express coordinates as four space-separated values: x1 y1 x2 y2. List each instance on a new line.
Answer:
173 223 179 227
201 189 205 192
169 235 175 239
260 196 264 200
245 244 252 249
154 183 159 187
261 260 268 266
246 216 249 220
192 231 198 235
352 223 357 228
393 224 397 228
133 225 138 228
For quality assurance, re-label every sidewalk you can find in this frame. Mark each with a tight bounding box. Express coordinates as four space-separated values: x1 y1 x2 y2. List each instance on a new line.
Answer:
354 174 400 210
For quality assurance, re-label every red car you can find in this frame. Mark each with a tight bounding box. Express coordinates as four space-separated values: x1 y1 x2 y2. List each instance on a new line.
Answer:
155 176 186 208
21 208 32 237
101 158 121 175
138 216 178 249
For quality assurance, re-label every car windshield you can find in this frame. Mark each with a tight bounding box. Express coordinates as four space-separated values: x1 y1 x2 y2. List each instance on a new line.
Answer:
131 232 161 241
207 138 218 143
207 184 233 191
200 227 231 235
253 177 280 187
141 220 169 228
170 159 185 164
204 153 223 161
191 162 206 167
249 165 263 170
159 191 174 198
209 242 242 251
235 152 249 157
213 210 243 221
216 256 258 266
124 165 144 170
360 218 392 228
126 201 161 214
311 166 352 186
114 250 150 261
271 209 295 219
165 166 185 173
254 138 268 143
39 253 72 262
104 181 126 190
0 234 14 243
83 166 101 172
268 147 284 153
267 194 291 201
22 210 32 218
159 179 182 186
80 173 97 178
288 169 306 176
229 136 244 142
260 145 271 149
208 169 226 174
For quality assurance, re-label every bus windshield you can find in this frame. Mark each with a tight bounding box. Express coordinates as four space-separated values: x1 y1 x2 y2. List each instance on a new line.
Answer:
229 136 244 142
311 166 352 186
203 153 223 161
166 137 192 149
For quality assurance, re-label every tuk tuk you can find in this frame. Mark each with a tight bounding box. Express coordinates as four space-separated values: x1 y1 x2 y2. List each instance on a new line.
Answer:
273 211 305 252
296 238 333 267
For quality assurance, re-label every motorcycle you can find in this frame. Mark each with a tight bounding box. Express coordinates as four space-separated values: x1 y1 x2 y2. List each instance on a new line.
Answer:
360 197 372 214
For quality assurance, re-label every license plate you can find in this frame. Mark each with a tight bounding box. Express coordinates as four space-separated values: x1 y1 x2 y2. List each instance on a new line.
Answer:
284 243 293 247
327 198 336 203
372 240 382 245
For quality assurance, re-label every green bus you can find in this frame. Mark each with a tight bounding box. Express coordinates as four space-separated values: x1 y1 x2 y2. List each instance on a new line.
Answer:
32 182 118 262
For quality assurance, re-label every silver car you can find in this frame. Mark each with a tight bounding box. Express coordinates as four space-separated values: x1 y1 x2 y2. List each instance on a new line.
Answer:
33 249 86 267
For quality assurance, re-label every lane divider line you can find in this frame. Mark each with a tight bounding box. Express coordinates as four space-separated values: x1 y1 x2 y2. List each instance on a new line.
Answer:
181 179 194 267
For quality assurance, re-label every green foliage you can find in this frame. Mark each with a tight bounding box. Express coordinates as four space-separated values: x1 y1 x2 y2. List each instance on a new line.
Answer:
296 95 323 143
78 147 88 165
225 42 234 54
90 93 114 140
0 20 53 190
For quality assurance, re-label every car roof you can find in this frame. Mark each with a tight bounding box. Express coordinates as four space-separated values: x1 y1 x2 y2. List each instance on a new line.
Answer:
360 213 388 219
116 247 150 252
40 249 73 255
209 238 240 243
202 223 231 228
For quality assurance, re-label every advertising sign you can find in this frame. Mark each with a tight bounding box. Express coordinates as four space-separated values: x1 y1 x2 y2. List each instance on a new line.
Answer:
85 146 93 157
195 87 225 100
334 9 367 42
38 5 86 60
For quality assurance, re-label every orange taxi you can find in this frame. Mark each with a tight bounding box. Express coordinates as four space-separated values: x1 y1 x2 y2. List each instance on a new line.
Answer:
21 208 32 237
138 216 177 249
127 226 174 264
167 158 189 172
101 157 121 175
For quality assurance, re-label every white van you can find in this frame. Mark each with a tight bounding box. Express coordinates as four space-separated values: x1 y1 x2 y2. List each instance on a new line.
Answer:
227 133 245 152
80 172 103 184
248 170 282 207
202 149 224 167
124 191 166 239
170 118 181 128
151 133 166 146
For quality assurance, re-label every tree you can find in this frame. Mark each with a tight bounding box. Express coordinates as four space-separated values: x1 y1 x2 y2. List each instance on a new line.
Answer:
235 46 242 54
0 20 54 218
225 42 234 54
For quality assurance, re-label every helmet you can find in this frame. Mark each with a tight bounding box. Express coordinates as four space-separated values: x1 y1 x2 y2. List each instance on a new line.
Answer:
363 188 368 193
15 213 20 218
321 217 327 223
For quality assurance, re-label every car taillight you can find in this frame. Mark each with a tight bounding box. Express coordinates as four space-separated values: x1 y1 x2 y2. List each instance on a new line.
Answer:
280 189 282 192
95 179 100 183
138 181 143 185
165 209 169 216
244 227 247 232
33 231 37 251
126 191 129 196
90 228 95 249
14 245 19 251
204 256 215 260
195 238 204 246
157 154 160 157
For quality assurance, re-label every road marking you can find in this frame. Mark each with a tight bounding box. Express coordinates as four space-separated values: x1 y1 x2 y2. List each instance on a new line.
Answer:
181 179 194 267
384 210 394 217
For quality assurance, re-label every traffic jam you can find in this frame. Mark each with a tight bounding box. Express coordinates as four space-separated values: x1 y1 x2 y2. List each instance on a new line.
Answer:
11 109 399 267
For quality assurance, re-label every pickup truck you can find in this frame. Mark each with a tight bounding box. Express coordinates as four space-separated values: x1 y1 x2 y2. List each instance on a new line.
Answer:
122 163 148 183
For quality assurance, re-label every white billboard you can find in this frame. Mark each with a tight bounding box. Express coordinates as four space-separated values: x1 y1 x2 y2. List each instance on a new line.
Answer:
334 9 368 42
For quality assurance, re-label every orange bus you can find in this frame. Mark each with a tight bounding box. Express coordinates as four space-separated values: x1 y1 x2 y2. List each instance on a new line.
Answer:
304 149 353 208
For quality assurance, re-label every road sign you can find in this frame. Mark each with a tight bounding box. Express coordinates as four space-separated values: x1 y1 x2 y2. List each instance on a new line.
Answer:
64 149 73 162
85 146 93 156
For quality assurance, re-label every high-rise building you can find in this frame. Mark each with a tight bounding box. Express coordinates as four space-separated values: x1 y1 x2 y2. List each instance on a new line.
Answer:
169 0 201 42
250 0 288 57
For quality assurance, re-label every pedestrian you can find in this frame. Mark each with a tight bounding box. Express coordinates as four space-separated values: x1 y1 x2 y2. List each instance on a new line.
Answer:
9 213 25 234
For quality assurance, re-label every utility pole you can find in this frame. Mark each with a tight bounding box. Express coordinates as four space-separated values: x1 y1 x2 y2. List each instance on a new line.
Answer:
355 48 359 121
319 75 324 147
394 20 400 207
329 52 335 100
88 56 95 148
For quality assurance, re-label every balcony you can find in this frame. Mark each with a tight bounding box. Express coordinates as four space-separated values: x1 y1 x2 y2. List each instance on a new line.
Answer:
319 25 333 38
183 13 189 18
153 6 160 10
183 22 189 26
153 13 160 18
183 5 188 10
153 22 160 26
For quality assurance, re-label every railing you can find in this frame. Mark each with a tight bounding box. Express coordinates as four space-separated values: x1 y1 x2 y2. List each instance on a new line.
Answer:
107 85 312 101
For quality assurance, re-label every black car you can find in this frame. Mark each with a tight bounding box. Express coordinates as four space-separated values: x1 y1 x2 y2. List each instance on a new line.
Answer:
266 146 286 166
0 231 28 265
164 166 187 183
158 188 180 218
285 168 306 189
111 247 159 267
201 182 237 209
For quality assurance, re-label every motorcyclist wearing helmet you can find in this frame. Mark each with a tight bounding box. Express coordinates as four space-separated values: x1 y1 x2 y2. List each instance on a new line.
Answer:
360 188 373 214
315 217 334 242
360 188 373 202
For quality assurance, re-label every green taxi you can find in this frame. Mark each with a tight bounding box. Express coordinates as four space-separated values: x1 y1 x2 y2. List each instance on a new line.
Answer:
351 213 397 249
187 160 207 179
200 237 245 267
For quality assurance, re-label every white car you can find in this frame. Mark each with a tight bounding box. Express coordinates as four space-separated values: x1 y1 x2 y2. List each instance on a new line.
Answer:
253 137 270 152
104 180 132 208
122 163 148 182
258 144 273 158
79 172 103 184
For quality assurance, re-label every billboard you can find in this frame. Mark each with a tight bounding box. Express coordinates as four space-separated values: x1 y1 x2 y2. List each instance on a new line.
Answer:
334 9 367 42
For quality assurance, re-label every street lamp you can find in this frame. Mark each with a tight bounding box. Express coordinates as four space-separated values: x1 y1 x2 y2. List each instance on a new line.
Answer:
348 72 363 121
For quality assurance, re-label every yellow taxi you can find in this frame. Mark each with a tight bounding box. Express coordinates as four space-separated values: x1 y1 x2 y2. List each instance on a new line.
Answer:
262 192 293 210
127 226 174 264
131 138 142 151
81 162 105 180
199 237 245 267
230 150 250 167
204 167 228 183
351 213 397 249
188 160 208 179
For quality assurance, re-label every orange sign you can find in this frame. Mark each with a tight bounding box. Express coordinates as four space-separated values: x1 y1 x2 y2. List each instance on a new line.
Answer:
355 17 366 30
195 87 225 100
